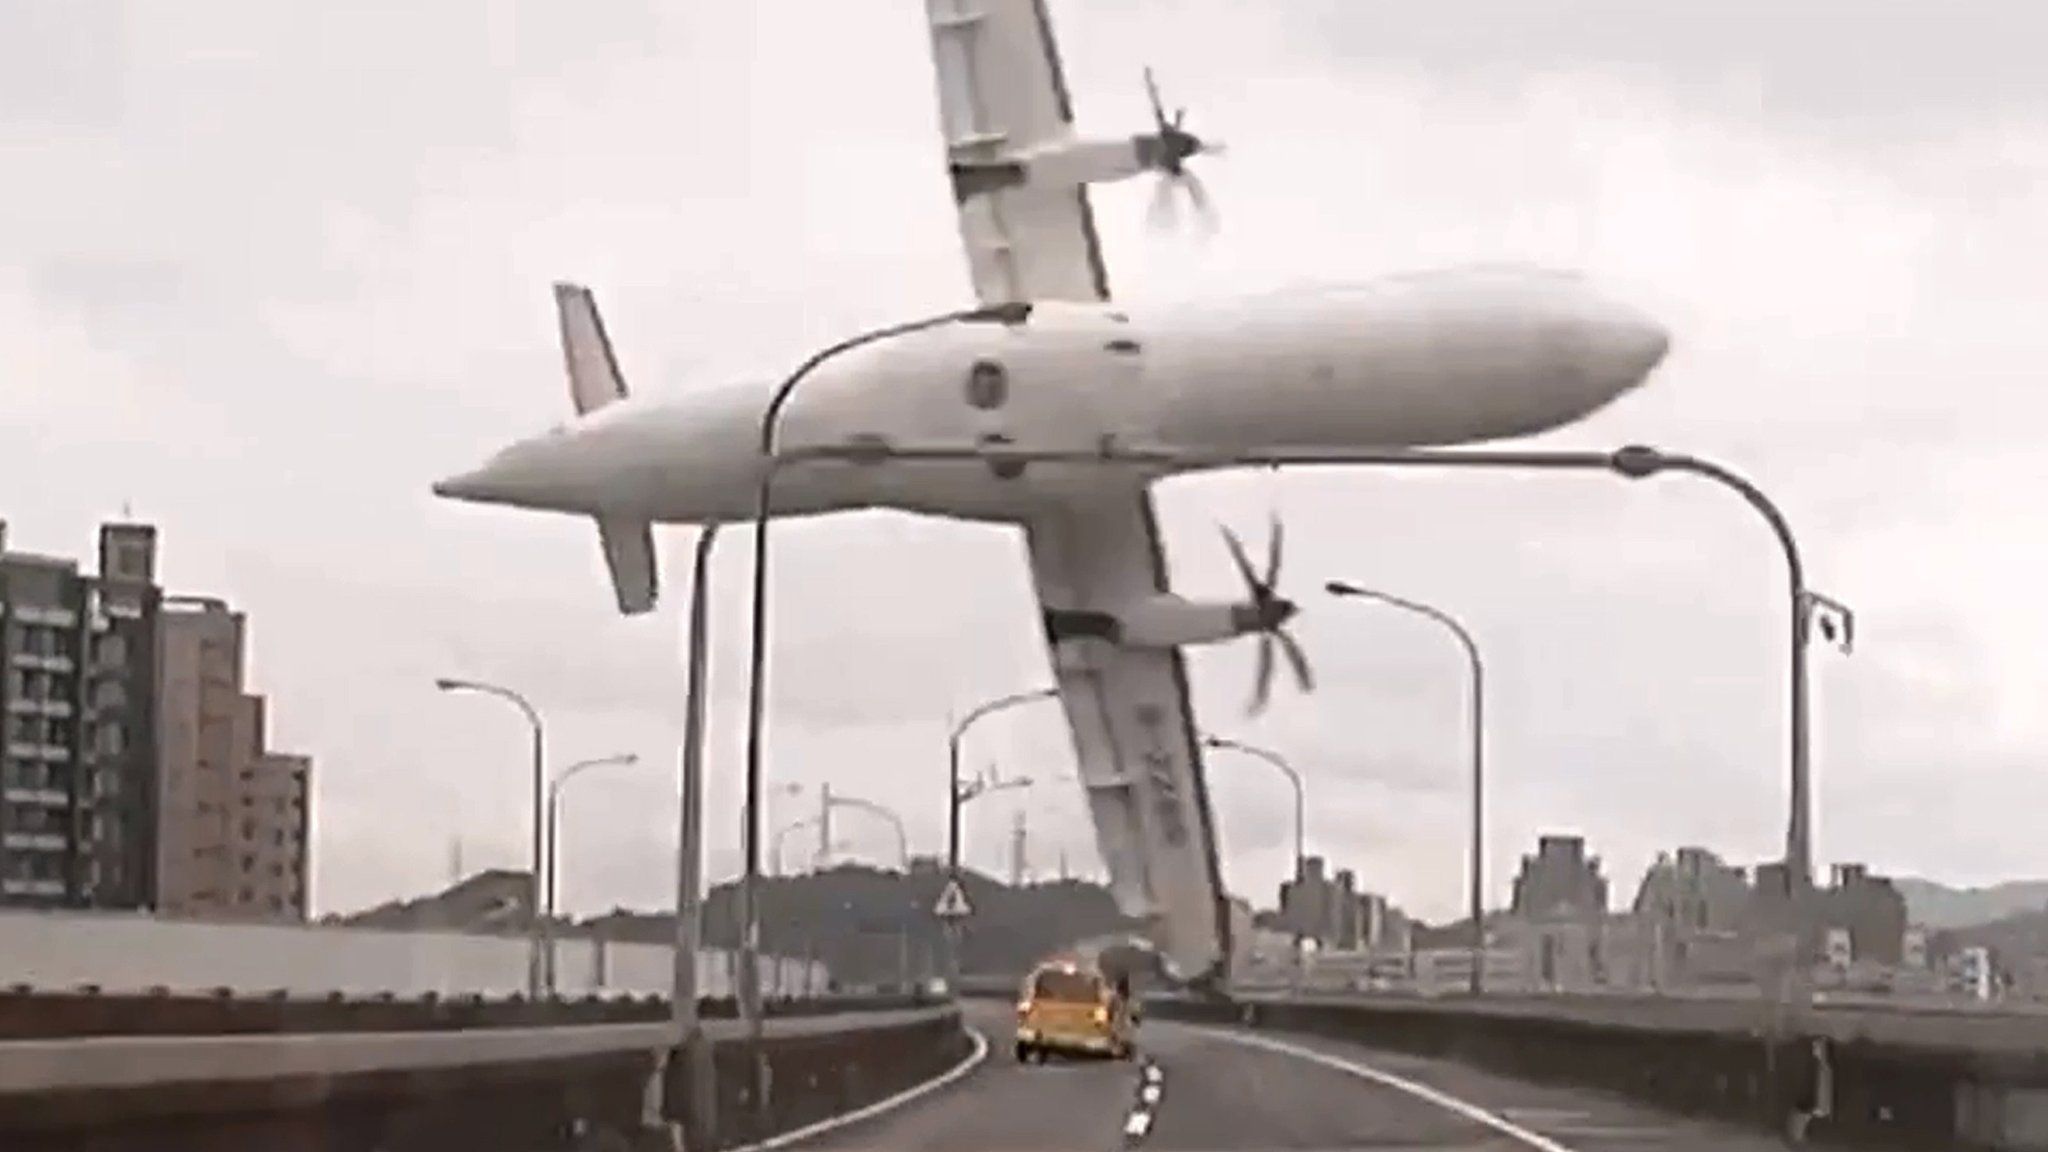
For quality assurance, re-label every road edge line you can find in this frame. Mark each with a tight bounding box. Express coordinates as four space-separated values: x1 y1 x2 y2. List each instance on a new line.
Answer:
731 1023 991 1152
1190 1026 1579 1152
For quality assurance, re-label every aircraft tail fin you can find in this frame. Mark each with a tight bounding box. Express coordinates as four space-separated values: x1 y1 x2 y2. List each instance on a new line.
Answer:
554 282 630 415
553 282 657 615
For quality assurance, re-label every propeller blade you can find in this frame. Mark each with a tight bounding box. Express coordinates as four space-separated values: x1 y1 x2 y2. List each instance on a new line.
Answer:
1250 632 1276 715
1219 524 1261 596
1143 67 1166 126
1276 627 1315 694
1146 174 1180 233
1263 510 1283 588
1177 171 1219 237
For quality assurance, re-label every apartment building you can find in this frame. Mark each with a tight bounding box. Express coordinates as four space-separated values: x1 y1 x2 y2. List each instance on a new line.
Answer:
157 598 311 920
1509 834 1611 921
0 521 164 909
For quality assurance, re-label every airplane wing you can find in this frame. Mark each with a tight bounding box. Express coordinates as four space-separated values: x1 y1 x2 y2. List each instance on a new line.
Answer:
925 0 1113 305
1023 490 1232 982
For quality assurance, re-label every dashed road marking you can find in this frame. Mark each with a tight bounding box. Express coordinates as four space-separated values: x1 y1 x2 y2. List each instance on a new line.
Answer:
1191 1028 1582 1152
1121 1058 1163 1145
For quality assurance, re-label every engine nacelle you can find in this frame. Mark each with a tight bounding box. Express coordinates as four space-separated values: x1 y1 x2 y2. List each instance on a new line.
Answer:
1120 594 1254 648
1042 595 1262 650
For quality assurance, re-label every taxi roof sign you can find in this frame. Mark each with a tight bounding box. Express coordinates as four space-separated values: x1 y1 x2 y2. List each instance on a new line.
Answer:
932 878 973 919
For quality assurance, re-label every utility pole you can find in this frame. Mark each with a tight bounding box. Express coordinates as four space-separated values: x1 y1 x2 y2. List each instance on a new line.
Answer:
1008 811 1027 887
816 783 833 870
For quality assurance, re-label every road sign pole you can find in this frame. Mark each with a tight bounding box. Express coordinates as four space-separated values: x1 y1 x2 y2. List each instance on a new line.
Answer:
933 878 972 988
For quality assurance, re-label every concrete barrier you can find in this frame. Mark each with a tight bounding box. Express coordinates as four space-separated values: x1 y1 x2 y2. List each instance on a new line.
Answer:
0 999 968 1150
1143 992 2048 1150
0 989 937 1040
0 909 829 1000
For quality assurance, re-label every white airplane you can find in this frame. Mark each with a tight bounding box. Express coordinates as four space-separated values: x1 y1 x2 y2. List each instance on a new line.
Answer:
432 0 1670 987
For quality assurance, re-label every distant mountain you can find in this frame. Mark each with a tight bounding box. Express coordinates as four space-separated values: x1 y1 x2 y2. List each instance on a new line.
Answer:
1934 906 2048 964
583 860 1139 987
1894 877 2048 930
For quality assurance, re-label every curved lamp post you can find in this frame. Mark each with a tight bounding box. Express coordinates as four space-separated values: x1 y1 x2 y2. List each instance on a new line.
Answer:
734 303 1026 1120
1323 581 1486 993
1199 735 1305 886
947 688 1059 875
826 793 912 869
544 751 639 988
434 676 546 999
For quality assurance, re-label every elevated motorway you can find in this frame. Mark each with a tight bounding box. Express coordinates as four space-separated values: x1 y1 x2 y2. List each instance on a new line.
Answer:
798 1000 1795 1151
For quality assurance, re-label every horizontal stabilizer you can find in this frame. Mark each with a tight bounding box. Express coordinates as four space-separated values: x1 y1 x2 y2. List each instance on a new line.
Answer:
597 516 658 615
554 282 629 415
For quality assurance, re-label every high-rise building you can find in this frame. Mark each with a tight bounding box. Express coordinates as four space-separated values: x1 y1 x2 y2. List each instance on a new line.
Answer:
1632 846 1752 934
156 598 311 920
1509 833 1610 921
0 521 164 909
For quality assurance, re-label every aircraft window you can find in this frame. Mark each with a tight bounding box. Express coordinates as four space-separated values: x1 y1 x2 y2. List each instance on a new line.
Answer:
1106 311 1130 322
965 359 1008 409
1104 338 1141 354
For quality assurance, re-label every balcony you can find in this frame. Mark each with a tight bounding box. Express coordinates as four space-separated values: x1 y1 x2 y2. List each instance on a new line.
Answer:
2 831 68 852
1 787 69 808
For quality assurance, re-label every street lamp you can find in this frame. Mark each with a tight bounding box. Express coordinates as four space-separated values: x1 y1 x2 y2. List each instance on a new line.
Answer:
670 523 720 1150
1324 580 1487 994
1200 735 1305 888
434 676 546 999
1201 734 1308 984
827 793 913 869
948 689 1059 876
774 818 844 875
737 305 1027 1110
545 751 640 987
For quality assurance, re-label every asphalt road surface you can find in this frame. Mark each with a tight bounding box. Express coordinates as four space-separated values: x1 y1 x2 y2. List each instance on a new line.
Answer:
796 1002 1801 1151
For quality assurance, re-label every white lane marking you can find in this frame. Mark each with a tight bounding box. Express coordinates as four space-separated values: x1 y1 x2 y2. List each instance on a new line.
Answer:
732 1026 990 1152
1192 1028 1580 1152
1122 1060 1162 1143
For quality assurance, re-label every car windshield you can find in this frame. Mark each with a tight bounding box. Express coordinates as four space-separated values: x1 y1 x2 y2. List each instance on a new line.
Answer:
1030 967 1102 1003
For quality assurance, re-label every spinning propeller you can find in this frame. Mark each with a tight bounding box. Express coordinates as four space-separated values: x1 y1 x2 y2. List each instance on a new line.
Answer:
1140 67 1222 236
1220 516 1315 715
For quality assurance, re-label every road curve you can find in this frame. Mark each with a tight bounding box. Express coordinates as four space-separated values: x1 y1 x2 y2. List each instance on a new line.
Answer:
795 1001 1801 1151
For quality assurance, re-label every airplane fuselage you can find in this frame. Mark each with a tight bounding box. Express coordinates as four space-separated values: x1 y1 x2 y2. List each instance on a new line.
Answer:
434 266 1670 529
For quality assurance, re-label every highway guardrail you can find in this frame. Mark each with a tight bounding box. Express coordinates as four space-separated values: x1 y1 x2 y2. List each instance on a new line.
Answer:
1144 991 2048 1149
0 996 968 1150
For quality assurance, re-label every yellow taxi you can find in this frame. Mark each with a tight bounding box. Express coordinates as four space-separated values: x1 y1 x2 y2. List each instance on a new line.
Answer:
1014 956 1136 1062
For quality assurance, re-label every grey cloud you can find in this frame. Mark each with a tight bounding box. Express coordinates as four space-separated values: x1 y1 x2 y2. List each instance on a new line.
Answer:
1293 0 2045 127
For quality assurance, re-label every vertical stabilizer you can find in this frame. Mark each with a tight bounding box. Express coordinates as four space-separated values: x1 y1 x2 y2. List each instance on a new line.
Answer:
554 282 657 615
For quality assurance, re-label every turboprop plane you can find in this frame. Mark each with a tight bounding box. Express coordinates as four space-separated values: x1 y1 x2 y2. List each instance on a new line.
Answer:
432 0 1671 987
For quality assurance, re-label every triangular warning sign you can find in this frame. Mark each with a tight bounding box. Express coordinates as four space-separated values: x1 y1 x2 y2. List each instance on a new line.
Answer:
932 879 973 919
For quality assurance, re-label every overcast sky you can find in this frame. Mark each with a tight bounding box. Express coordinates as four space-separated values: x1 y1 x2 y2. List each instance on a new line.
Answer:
4 1 2043 923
